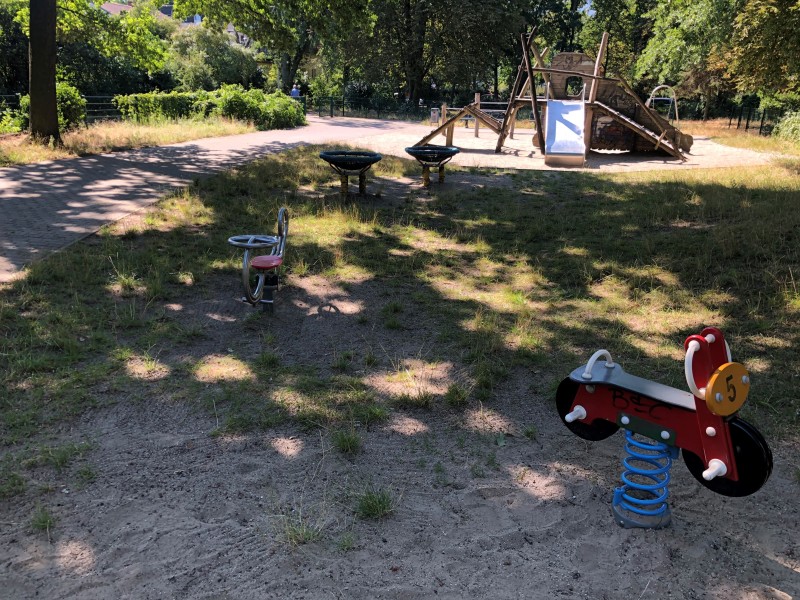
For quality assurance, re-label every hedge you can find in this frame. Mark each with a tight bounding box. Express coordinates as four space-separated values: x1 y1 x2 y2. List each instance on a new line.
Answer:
113 85 305 130
773 112 800 144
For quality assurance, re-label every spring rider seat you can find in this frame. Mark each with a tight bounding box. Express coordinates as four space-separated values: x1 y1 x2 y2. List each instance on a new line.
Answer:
556 327 772 529
227 207 288 313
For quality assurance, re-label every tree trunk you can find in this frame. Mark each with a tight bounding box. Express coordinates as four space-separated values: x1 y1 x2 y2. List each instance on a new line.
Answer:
29 0 59 141
493 57 499 99
279 25 311 93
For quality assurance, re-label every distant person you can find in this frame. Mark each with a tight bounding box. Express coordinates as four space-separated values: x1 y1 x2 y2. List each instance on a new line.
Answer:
290 85 300 98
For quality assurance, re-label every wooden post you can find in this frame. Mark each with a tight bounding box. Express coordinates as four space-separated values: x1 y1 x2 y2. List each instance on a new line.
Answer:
474 92 481 137
585 31 608 154
446 124 454 146
496 31 534 153
521 33 545 153
529 41 550 98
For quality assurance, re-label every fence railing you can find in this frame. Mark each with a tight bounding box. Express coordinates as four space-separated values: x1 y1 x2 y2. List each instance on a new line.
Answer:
84 96 122 122
0 94 21 113
727 104 784 136
313 96 433 120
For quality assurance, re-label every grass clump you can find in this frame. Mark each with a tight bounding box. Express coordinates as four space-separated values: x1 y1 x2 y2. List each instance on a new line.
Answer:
0 117 254 167
332 427 362 454
391 391 434 410
282 513 323 547
356 487 394 519
444 383 469 407
31 505 56 534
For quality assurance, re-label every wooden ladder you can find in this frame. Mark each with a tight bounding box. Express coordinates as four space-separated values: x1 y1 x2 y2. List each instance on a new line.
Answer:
593 101 686 161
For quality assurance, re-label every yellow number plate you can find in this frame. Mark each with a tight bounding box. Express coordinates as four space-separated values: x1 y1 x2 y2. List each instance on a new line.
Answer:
706 362 750 416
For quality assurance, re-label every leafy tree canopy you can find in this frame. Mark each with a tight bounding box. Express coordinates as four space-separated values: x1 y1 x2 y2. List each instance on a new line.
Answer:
727 0 800 94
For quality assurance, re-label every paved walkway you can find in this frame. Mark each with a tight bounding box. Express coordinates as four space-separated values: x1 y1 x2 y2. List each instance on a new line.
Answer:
0 115 776 282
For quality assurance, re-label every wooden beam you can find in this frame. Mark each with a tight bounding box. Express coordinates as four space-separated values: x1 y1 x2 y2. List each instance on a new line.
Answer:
593 102 685 160
529 40 550 95
529 67 610 80
588 32 608 104
585 31 608 153
414 106 471 146
496 31 533 153
463 105 501 134
474 92 481 137
521 33 545 153
615 76 670 137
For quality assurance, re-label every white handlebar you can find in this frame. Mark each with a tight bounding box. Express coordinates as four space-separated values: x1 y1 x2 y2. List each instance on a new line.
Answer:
581 349 615 380
685 333 733 399
684 340 705 399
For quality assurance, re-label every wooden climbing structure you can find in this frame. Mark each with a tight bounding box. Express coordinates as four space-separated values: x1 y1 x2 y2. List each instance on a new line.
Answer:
413 31 694 164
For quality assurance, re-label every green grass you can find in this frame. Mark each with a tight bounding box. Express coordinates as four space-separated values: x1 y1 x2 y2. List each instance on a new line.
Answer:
0 117 255 167
391 391 434 409
356 487 394 519
282 512 323 546
2 144 799 479
444 383 469 407
680 118 800 156
332 427 362 454
30 505 56 534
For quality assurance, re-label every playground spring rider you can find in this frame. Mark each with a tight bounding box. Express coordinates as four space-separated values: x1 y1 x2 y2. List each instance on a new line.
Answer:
556 327 773 529
227 207 288 313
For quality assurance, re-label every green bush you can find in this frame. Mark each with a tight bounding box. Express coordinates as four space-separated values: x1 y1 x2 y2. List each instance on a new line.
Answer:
18 83 87 132
113 85 305 130
774 112 800 143
0 105 22 134
114 91 199 121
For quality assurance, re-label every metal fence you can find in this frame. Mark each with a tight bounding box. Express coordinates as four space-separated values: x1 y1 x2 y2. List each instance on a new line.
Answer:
0 94 21 114
0 94 123 124
727 104 785 136
84 96 122 122
312 96 432 120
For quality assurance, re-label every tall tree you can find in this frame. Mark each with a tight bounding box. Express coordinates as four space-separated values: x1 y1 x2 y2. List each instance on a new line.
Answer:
12 0 169 139
727 0 800 95
175 0 371 91
579 0 657 79
635 0 740 117
0 3 28 93
29 0 59 140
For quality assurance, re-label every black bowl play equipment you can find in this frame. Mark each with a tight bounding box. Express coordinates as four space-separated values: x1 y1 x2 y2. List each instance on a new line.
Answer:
404 145 460 187
319 150 382 197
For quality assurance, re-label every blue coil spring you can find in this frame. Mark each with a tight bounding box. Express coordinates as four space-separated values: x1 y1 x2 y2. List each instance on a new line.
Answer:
612 430 679 529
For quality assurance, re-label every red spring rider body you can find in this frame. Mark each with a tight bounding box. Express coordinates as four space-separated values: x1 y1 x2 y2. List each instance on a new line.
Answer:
556 328 772 527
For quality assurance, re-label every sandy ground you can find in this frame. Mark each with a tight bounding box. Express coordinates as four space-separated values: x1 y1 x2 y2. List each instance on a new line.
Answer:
335 118 780 173
1 125 799 600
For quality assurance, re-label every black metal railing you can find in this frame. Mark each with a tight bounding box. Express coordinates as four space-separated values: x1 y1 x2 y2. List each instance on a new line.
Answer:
312 96 433 120
0 94 21 113
727 103 785 136
84 96 122 122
